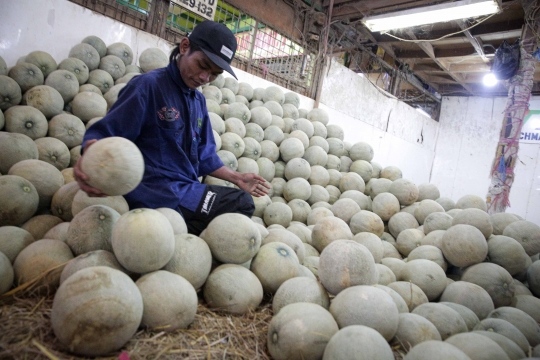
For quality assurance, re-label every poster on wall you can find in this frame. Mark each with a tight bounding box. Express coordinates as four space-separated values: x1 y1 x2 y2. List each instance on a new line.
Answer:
520 110 540 143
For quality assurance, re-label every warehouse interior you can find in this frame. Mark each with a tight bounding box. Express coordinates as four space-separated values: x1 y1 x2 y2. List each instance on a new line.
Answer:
1 0 540 359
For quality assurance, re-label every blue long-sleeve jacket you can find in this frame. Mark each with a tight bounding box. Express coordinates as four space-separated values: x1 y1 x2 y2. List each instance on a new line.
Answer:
83 60 224 212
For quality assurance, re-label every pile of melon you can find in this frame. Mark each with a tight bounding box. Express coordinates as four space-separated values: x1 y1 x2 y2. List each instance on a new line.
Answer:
1 35 540 360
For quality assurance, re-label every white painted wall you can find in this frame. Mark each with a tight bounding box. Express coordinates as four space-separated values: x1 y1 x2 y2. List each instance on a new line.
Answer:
3 0 538 224
433 96 540 224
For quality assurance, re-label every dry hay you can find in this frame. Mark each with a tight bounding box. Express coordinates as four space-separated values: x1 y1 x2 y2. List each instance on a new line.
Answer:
0 293 273 360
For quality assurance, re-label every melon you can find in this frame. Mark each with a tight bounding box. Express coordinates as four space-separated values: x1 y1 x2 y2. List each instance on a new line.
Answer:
473 330 526 360
324 325 394 360
220 88 236 104
87 69 114 94
487 307 540 346
112 208 175 273
376 263 397 285
223 77 239 94
352 232 384 263
201 213 261 264
442 224 488 268
204 264 263 314
528 260 540 297
452 208 493 239
25 51 57 77
58 57 90 85
268 302 338 360
0 75 22 111
262 228 306 262
380 166 402 181
287 199 311 224
21 214 63 240
137 47 167 72
412 303 468 340
473 318 530 353
59 250 127 284
35 137 70 170
69 43 100 70
43 222 70 242
349 142 374 162
272 276 329 314
103 83 126 109
8 159 64 209
80 137 144 196
115 72 139 84
396 229 425 257
99 55 127 81
107 42 133 66
0 175 39 226
45 69 80 103
372 193 400 221
0 56 6 75
225 102 251 124
79 83 103 95
250 242 299 294
283 177 311 201
417 183 440 201
308 185 331 205
445 332 510 360
282 103 299 119
402 340 471 360
440 281 495 319
303 145 327 166
330 285 399 340
510 295 540 323
8 62 44 92
136 270 197 332
307 108 329 125
440 302 480 331
488 235 529 275
264 101 284 117
400 259 447 301
349 210 384 236
331 198 360 224
311 216 353 252
491 213 520 235
350 160 373 183
264 202 293 227
24 85 64 118
66 205 120 255
284 158 311 180
0 226 34 263
260 140 280 162
209 74 225 88
4 105 48 140
51 267 142 356
237 82 254 101
503 220 540 256
339 172 366 193
326 137 345 156
391 313 442 350
48 114 86 149
436 197 456 211
163 234 212 290
13 239 73 288
387 281 429 312
0 252 13 295
50 182 80 221
310 165 330 186
408 245 447 271
456 194 487 211
388 212 420 238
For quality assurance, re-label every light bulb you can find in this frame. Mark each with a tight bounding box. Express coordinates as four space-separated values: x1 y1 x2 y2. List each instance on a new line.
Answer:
483 73 498 87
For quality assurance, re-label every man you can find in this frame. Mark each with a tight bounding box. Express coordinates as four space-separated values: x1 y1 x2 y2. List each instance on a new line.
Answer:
75 21 270 235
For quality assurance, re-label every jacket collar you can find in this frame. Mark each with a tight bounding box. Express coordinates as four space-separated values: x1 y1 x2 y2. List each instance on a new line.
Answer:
167 60 194 95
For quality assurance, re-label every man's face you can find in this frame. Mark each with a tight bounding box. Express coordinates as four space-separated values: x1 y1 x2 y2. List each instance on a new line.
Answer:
178 39 223 89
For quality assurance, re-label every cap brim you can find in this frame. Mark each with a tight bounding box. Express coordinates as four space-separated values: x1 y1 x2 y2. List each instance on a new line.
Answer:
201 48 237 80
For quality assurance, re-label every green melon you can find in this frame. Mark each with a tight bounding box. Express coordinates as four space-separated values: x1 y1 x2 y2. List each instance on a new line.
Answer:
391 313 442 350
82 35 107 57
35 137 70 171
440 281 495 320
0 75 23 111
380 166 402 181
107 43 133 66
51 266 142 356
8 159 64 210
503 220 540 256
204 264 263 314
0 56 7 75
402 340 471 360
58 57 90 85
330 285 399 340
48 114 85 149
237 82 254 100
59 249 128 285
25 51 57 78
0 226 35 263
250 242 299 294
87 69 114 94
8 62 44 92
24 85 64 118
69 43 100 71
139 48 168 72
0 175 39 227
4 105 48 140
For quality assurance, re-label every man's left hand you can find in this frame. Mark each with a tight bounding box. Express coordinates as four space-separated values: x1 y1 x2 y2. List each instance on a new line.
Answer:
237 173 271 197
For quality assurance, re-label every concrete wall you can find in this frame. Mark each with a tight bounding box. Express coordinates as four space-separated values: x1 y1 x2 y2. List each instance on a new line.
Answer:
2 0 538 224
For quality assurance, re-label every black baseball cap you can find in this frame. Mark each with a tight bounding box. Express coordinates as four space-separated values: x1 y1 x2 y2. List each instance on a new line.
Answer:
188 21 238 79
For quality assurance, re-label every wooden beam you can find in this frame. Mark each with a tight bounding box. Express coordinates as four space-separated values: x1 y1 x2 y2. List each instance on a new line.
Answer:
456 20 489 63
405 29 474 94
397 46 481 59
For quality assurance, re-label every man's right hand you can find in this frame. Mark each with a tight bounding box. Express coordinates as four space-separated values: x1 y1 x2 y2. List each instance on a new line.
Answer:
73 139 107 197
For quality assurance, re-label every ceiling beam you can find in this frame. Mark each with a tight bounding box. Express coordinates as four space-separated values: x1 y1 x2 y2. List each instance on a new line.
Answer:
397 46 485 59
456 20 489 63
404 29 474 94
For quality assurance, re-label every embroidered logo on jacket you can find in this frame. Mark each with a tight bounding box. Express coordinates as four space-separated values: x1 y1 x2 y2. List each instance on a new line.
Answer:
157 107 180 122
